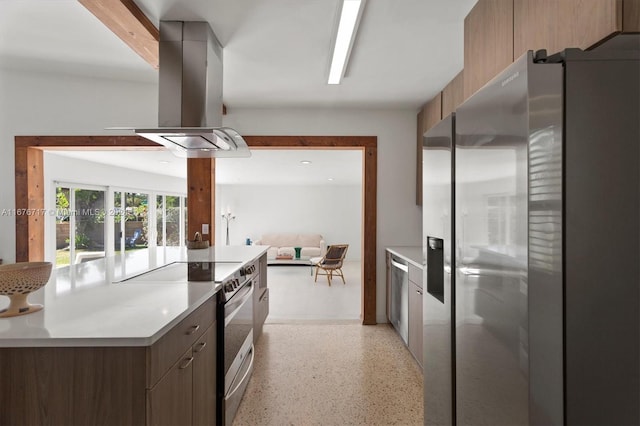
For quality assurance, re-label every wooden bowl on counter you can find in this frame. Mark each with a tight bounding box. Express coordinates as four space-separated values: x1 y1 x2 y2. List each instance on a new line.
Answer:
0 262 52 318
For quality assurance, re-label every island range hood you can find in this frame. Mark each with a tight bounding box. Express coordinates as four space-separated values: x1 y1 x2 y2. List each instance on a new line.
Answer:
135 21 250 158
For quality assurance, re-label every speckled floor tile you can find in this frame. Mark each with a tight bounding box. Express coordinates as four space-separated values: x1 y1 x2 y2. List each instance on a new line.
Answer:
232 324 423 426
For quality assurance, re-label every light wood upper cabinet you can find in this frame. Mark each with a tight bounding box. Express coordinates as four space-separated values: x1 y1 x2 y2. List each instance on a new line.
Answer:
417 94 442 206
442 70 464 118
423 93 443 133
463 0 514 100
513 0 639 59
416 109 425 206
624 0 640 31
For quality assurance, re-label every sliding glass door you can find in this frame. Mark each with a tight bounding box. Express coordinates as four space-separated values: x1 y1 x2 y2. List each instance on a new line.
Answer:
55 184 106 268
54 185 187 269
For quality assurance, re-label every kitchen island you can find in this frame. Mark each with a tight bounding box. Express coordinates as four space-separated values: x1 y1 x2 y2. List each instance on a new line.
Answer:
0 245 268 426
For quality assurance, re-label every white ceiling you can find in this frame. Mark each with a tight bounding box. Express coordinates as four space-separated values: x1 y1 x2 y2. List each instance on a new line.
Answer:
48 149 363 185
135 0 477 108
0 0 476 183
0 0 477 108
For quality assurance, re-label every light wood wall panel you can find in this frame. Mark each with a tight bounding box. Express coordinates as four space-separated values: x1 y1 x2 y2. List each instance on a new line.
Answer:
442 70 464 117
187 158 216 245
464 0 514 99
514 0 622 59
623 0 640 31
14 147 44 262
416 109 424 206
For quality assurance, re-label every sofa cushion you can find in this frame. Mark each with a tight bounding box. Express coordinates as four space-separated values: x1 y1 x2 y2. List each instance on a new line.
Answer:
300 247 321 257
298 234 323 247
277 247 295 256
260 233 323 248
257 233 326 260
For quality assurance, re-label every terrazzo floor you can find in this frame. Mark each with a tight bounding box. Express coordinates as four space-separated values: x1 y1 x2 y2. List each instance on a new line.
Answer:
232 323 423 426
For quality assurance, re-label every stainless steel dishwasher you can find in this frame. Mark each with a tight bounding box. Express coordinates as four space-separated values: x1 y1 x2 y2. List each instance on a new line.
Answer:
389 254 409 344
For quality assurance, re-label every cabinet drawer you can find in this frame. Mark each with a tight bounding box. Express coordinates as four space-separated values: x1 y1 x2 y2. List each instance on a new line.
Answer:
408 263 423 288
147 296 216 387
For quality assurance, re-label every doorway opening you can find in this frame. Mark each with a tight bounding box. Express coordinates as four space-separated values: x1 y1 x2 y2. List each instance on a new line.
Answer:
216 148 364 321
14 134 377 324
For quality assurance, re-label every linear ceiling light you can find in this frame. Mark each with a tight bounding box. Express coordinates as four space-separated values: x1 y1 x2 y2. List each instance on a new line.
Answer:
328 0 365 85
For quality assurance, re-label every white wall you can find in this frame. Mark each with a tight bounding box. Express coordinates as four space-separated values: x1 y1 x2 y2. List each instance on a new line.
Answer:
216 184 362 260
0 68 421 323
224 108 421 323
0 67 157 264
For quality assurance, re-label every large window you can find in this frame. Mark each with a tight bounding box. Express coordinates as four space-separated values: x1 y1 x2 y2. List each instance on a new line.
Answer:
53 184 186 269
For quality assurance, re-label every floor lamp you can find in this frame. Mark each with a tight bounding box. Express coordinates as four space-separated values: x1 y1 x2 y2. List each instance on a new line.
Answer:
222 211 235 245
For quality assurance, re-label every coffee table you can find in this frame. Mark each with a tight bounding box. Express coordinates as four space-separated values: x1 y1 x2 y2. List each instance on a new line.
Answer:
267 256 318 275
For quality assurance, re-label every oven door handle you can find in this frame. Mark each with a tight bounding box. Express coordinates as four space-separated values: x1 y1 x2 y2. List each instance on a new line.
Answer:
227 345 254 398
224 280 253 326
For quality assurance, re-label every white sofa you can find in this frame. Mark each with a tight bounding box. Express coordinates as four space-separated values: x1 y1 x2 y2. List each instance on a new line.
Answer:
254 233 326 259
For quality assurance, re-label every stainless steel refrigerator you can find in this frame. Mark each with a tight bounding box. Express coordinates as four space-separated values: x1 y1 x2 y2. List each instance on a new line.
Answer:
423 47 639 425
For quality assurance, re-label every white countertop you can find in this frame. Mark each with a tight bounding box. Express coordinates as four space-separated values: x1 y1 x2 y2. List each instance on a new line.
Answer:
0 245 268 348
386 246 424 268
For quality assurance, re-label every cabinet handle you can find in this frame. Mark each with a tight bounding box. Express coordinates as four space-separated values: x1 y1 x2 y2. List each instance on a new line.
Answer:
179 357 194 369
186 324 200 335
194 342 207 353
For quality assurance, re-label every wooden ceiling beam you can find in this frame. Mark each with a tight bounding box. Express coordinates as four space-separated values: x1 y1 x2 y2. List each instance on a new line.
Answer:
78 0 159 69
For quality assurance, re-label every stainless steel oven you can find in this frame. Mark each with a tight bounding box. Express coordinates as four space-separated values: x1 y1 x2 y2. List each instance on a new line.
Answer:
219 274 254 426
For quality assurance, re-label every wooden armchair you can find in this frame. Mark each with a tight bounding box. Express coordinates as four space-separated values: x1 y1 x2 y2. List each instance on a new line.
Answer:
313 244 349 286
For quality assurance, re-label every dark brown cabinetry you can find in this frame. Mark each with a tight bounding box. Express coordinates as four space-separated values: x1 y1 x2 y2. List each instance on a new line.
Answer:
0 294 218 426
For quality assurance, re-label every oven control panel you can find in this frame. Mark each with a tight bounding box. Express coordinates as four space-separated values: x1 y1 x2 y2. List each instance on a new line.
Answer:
240 263 257 277
220 270 248 301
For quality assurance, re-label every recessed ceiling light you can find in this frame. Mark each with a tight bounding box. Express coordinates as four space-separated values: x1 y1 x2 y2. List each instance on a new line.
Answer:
159 160 170 164
328 177 334 181
300 160 312 165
